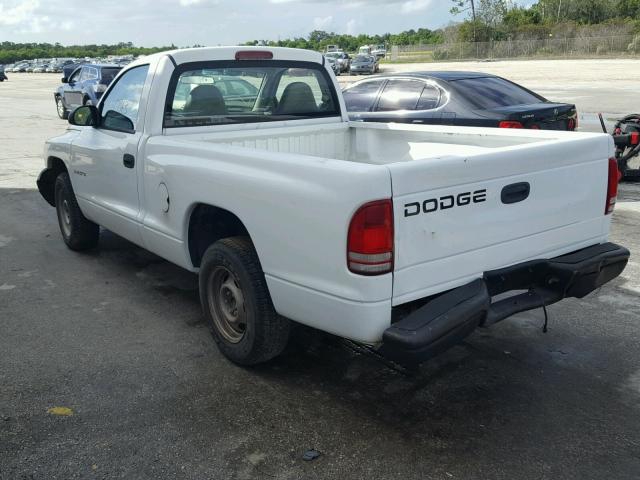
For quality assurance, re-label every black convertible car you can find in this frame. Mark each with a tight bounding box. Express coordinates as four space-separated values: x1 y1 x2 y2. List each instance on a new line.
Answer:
343 71 577 131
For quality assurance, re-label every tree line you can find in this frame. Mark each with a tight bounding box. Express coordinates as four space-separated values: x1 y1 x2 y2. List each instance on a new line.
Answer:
0 41 176 65
2 0 639 64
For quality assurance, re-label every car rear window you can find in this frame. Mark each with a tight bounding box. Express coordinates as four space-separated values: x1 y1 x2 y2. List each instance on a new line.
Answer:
452 76 544 109
164 61 339 128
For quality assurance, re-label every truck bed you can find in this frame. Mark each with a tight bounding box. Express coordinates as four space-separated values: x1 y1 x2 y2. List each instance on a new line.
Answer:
161 120 613 306
170 120 574 165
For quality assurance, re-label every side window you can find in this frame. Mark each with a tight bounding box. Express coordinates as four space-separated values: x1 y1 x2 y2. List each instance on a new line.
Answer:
375 79 425 112
100 65 149 132
342 80 384 112
86 67 98 81
68 68 81 83
416 85 442 110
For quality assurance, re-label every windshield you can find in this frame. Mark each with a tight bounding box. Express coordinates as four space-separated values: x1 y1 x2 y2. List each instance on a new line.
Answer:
165 61 340 128
453 76 545 109
354 55 371 63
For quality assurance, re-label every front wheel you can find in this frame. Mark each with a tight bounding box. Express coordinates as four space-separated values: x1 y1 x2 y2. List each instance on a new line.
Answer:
199 237 290 365
55 96 68 119
54 172 99 251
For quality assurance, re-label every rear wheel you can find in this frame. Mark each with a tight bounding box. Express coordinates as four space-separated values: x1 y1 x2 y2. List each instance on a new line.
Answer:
199 237 290 365
55 96 68 119
54 172 99 251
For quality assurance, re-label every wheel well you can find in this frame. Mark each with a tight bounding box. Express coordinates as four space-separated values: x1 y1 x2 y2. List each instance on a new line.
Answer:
47 156 68 175
188 204 250 268
37 157 68 206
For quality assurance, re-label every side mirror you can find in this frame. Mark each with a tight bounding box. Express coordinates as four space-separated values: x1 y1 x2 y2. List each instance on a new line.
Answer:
102 110 134 133
69 105 99 127
61 77 68 83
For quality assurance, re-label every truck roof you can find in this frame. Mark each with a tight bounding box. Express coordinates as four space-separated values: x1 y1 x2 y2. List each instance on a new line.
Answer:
129 46 324 69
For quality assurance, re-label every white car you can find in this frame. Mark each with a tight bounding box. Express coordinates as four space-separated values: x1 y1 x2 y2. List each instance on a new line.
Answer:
37 47 629 366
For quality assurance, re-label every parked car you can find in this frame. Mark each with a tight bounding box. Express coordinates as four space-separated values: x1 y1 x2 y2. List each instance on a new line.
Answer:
0 65 7 81
54 64 122 119
33 64 49 73
325 56 340 75
349 55 379 75
325 51 351 73
37 47 628 368
343 72 578 130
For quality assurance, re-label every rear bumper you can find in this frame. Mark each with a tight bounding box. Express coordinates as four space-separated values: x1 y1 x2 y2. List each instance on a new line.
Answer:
381 242 629 363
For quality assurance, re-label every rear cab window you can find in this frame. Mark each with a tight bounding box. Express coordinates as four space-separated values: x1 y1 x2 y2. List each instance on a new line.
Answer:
452 76 545 109
99 67 122 84
164 61 340 128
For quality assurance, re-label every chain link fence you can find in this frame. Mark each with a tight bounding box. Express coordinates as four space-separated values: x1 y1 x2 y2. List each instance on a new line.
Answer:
390 35 640 62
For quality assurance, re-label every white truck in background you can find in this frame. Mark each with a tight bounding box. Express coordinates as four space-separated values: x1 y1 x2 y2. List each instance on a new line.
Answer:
37 47 629 366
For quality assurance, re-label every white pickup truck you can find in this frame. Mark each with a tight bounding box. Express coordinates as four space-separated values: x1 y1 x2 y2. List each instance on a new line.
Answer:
37 47 629 365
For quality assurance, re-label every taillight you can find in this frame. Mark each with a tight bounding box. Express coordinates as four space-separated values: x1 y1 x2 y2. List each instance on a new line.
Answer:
605 157 619 215
347 199 393 275
499 121 523 129
568 116 577 131
235 50 273 60
631 131 639 145
529 124 540 130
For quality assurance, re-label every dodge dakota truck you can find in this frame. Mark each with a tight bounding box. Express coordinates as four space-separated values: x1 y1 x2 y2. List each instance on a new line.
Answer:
37 47 629 366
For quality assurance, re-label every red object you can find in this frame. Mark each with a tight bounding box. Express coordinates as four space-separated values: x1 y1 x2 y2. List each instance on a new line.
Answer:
235 50 274 60
567 118 576 131
529 124 541 130
605 157 619 215
499 121 524 129
347 199 394 275
631 131 639 145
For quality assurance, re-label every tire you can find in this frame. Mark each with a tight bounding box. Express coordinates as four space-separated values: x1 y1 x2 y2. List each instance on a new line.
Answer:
199 237 290 365
54 172 99 251
55 96 68 119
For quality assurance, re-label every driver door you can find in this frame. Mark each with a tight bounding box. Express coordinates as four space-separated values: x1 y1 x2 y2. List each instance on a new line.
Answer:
63 67 84 110
69 64 150 246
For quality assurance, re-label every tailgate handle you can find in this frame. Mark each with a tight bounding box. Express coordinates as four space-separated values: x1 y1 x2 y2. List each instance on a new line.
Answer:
501 182 530 204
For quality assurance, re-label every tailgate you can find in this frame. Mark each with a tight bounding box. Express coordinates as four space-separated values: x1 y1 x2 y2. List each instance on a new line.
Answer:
388 132 613 305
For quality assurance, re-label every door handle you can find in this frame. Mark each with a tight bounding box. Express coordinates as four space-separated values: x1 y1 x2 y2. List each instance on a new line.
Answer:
501 182 530 204
123 154 135 169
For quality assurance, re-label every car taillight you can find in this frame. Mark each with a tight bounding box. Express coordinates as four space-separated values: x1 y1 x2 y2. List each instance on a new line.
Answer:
529 124 540 129
499 121 523 129
568 116 577 131
347 199 393 275
605 157 619 215
631 131 639 145
235 50 273 60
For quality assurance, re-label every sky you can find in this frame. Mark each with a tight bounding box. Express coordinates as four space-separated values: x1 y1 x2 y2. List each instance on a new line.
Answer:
0 0 536 47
